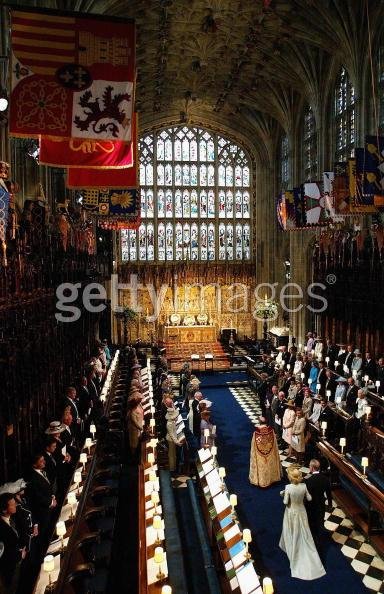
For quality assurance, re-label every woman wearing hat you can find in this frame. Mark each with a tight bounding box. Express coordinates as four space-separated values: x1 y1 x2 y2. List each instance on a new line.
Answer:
127 398 144 462
200 410 214 448
166 408 185 472
282 400 296 459
291 408 307 464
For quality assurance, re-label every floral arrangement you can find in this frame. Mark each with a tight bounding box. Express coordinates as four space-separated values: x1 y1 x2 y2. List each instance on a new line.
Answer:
254 299 279 321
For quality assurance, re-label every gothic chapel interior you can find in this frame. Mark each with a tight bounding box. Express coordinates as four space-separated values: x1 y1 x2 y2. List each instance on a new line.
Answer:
1 1 384 594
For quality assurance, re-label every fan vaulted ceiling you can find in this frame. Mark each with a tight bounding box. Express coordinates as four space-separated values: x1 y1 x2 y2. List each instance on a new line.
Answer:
7 0 384 158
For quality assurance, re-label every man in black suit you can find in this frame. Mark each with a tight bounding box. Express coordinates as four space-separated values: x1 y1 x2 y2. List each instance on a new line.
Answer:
26 453 57 554
305 459 332 552
316 361 327 396
324 339 337 363
362 352 377 381
344 377 358 416
343 345 354 372
0 492 26 592
324 370 336 402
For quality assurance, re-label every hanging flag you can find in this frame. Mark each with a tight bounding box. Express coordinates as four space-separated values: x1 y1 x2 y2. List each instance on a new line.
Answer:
9 8 135 141
363 136 384 196
333 162 351 215
276 190 297 230
293 187 306 227
351 152 377 213
0 182 10 244
302 182 329 227
323 171 344 222
39 113 137 169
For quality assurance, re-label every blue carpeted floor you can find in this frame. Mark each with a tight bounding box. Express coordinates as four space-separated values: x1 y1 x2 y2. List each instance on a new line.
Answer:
208 373 370 594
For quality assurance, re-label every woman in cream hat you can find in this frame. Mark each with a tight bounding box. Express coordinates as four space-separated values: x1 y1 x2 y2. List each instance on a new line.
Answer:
282 401 296 459
166 407 185 472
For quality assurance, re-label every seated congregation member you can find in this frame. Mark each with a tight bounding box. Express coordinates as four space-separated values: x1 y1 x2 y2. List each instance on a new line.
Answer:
166 407 185 473
282 400 296 459
249 417 281 488
291 408 307 464
279 466 325 580
0 492 26 594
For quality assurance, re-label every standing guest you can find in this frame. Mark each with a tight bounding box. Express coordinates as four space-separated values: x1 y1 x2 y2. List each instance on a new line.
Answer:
362 352 377 380
43 438 58 495
279 467 325 580
293 354 303 378
294 382 305 407
302 355 312 382
351 350 363 381
102 339 112 367
291 408 307 464
64 386 82 433
166 407 185 473
188 391 203 440
281 371 294 397
316 361 327 395
200 410 214 448
334 376 347 406
309 361 319 386
77 376 93 422
127 398 144 462
305 332 315 354
257 373 270 416
9 480 36 555
324 338 337 363
308 396 322 425
272 391 285 444
344 377 358 415
376 358 384 393
287 347 297 368
343 345 355 371
26 454 57 552
302 388 313 419
249 417 281 487
314 337 323 360
305 459 332 552
324 370 336 402
318 398 333 429
0 493 26 594
355 388 368 419
282 400 296 459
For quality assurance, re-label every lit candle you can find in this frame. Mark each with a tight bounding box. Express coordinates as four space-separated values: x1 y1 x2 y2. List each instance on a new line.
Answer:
364 375 369 383
286 364 291 371
301 372 305 380
361 456 369 475
316 383 321 392
204 428 210 445
148 452 155 465
308 378 312 385
151 491 160 513
334 360 339 367
364 405 371 417
243 528 252 560
325 357 330 364
352 369 358 378
56 520 66 552
211 445 217 461
339 437 346 455
211 425 216 435
321 421 327 435
326 390 331 399
85 437 92 454
154 546 165 580
153 514 162 545
375 380 380 392
74 470 82 493
230 493 237 518
67 491 77 520
262 577 274 594
161 586 172 594
79 452 87 471
43 555 55 585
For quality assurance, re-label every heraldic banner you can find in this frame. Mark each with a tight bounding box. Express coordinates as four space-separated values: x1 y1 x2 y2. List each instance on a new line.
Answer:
39 113 137 169
9 8 135 141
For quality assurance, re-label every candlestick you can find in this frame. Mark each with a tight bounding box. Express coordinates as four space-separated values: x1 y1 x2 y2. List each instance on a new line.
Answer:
325 357 330 364
154 546 165 580
230 493 237 519
85 437 92 454
243 528 252 560
361 456 369 475
375 380 380 392
334 360 339 368
339 437 346 455
326 390 331 400
90 424 96 439
321 421 327 436
67 491 77 520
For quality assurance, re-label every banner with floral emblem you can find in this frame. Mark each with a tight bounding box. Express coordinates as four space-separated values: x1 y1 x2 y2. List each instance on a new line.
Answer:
9 8 135 141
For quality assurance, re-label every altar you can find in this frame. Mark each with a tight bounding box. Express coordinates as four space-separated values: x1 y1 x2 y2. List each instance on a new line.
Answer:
164 325 217 344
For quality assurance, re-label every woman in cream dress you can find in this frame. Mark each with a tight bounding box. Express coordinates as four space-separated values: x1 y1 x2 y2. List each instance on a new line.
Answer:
279 467 326 580
282 401 296 458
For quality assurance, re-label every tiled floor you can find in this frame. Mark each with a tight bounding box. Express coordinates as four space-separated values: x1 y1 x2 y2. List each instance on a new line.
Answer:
228 382 384 593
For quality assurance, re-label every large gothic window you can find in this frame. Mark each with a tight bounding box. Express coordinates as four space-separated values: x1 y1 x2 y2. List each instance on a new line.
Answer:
121 126 251 262
334 67 355 161
378 43 384 132
280 134 290 189
303 106 317 180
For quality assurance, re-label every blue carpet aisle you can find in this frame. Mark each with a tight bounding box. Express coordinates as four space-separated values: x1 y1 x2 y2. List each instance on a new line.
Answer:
200 371 383 594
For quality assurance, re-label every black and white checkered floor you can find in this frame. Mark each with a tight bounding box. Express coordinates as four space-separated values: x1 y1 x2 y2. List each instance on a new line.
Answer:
228 382 384 593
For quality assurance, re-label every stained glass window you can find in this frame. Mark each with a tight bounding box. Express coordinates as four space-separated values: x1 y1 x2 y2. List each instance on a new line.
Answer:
122 126 252 262
303 106 317 180
334 66 355 161
280 134 290 189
